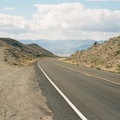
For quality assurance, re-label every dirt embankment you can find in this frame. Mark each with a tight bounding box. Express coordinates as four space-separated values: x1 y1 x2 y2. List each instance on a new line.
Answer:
0 48 53 120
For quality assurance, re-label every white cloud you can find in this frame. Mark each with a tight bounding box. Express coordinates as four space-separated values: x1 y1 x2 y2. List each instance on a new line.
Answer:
0 2 120 40
0 14 28 30
4 7 15 11
33 3 120 32
32 3 85 30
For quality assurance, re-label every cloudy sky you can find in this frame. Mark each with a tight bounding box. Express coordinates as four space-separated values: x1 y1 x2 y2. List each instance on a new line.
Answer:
0 0 120 40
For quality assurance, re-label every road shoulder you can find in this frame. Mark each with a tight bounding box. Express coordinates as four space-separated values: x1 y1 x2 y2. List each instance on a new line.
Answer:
0 62 53 120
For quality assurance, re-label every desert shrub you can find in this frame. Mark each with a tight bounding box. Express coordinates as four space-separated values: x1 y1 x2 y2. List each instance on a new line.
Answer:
117 64 120 69
36 54 41 57
117 71 120 74
115 51 120 55
94 42 97 45
14 63 18 65
4 58 7 61
96 67 101 70
91 65 94 68
93 59 104 66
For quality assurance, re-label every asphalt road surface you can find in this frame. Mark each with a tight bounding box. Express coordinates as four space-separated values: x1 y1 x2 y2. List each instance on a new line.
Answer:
36 59 120 120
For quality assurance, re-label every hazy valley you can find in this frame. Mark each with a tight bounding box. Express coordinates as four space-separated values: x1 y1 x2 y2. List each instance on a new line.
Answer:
19 39 104 56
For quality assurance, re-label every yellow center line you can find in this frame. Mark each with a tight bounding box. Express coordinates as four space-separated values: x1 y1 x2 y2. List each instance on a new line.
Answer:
54 63 120 86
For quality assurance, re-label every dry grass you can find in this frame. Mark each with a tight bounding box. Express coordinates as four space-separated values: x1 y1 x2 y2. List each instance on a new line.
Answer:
65 36 120 73
0 38 55 66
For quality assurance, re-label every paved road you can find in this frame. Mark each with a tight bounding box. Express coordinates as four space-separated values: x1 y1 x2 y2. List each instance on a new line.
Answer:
36 59 120 120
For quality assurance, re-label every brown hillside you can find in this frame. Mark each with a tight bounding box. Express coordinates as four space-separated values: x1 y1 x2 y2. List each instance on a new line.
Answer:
66 36 120 73
27 44 55 58
0 38 55 66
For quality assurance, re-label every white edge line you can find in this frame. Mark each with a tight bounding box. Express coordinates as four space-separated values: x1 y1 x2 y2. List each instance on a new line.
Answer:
38 61 88 120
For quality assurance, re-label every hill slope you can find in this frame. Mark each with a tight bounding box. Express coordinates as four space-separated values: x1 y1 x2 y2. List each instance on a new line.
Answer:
0 38 55 65
66 36 120 73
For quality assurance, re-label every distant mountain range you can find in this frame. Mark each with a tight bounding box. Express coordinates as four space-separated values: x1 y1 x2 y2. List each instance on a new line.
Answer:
19 39 104 56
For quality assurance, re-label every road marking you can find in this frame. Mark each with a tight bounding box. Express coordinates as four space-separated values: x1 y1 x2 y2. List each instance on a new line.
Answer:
38 62 88 120
54 63 120 86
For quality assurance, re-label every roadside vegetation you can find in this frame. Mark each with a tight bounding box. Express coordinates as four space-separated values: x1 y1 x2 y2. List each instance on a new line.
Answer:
64 36 120 73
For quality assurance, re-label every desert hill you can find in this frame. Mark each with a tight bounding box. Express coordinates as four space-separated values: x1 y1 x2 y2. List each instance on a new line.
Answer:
27 43 54 57
0 38 55 65
0 38 54 119
66 36 120 73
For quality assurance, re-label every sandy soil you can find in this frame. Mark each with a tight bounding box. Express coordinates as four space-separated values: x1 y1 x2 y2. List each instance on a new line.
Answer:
0 48 53 120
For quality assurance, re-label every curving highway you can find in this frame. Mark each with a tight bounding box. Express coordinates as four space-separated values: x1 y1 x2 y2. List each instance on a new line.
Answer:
36 59 120 120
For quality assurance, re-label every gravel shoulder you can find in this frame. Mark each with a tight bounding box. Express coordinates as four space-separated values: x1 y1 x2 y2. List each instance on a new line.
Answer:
0 48 53 120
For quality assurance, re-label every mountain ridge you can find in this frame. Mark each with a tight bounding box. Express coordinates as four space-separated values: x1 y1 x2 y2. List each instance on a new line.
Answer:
0 38 55 66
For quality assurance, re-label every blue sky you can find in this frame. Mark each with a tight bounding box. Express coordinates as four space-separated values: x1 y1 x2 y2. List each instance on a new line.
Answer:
0 0 120 18
0 0 120 40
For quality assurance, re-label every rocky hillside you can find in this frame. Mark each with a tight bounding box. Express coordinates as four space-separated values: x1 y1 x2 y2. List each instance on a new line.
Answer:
66 36 120 73
0 38 55 65
27 43 54 58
